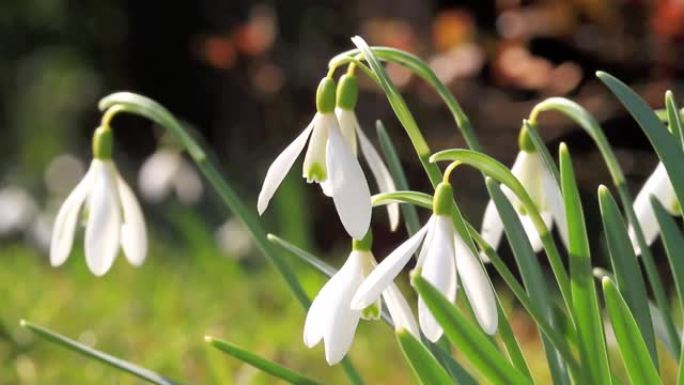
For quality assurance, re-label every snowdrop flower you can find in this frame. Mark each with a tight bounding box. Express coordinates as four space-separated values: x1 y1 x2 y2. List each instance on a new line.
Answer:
628 162 679 255
352 182 497 342
257 76 372 239
138 147 203 205
304 232 419 365
480 127 568 259
50 126 147 276
334 73 399 230
0 186 37 235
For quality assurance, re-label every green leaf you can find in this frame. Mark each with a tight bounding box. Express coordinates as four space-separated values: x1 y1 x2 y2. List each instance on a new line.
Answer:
412 275 533 385
494 302 534 381
652 198 684 314
430 149 572 312
597 186 657 363
559 144 612 385
484 177 571 385
206 336 321 385
395 330 454 385
371 190 433 210
350 36 442 187
602 278 663 385
375 120 422 234
430 343 478 385
20 320 183 385
267 233 337 277
666 91 684 150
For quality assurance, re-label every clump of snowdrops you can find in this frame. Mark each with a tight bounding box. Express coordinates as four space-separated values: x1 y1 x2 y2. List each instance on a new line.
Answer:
20 36 684 385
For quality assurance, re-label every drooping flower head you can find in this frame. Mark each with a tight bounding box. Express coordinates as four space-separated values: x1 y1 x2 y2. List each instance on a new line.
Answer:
257 76 372 239
303 231 419 365
50 125 147 276
628 162 680 255
335 73 399 230
480 126 567 259
352 182 498 342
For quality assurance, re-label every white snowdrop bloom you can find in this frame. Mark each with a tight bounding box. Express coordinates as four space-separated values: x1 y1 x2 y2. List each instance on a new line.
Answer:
335 73 399 231
480 130 567 260
304 234 418 365
50 126 147 276
352 183 498 342
0 186 37 235
628 162 679 255
257 77 372 239
215 217 253 259
138 148 202 205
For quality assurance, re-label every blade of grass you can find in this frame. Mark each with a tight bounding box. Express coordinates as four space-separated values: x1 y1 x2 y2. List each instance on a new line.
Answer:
20 320 183 385
430 343 478 385
666 91 684 150
495 301 534 381
602 278 663 385
559 144 612 385
375 120 421 235
597 186 657 363
396 329 454 385
484 177 571 385
412 275 534 385
205 336 321 385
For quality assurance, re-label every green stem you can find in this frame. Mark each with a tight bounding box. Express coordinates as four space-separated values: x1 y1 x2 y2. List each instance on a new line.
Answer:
529 97 680 357
330 45 482 152
97 92 364 385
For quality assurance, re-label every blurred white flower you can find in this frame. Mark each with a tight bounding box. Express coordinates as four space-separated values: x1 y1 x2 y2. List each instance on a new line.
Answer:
352 183 497 342
44 154 86 195
257 77 371 240
215 217 253 259
0 186 37 235
304 247 418 365
628 162 679 255
480 148 567 260
50 159 147 276
138 148 202 205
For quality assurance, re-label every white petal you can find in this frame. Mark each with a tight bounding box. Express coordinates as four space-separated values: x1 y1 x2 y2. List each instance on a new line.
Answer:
629 163 676 255
138 149 181 203
512 151 545 208
520 212 551 253
322 251 364 365
84 161 121 276
356 121 400 231
455 235 498 334
319 179 334 197
174 158 203 204
335 108 358 155
479 200 504 263
418 215 457 342
257 122 314 214
382 282 420 338
542 167 569 249
117 172 148 266
326 117 372 239
351 218 432 309
49 163 96 267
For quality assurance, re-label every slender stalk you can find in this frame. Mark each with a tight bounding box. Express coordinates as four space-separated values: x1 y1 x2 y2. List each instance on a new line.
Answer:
97 92 364 385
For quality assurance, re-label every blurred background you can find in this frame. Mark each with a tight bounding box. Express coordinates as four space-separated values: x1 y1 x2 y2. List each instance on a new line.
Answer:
1 0 684 383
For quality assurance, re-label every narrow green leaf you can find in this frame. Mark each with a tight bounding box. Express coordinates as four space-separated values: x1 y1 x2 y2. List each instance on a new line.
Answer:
396 330 454 385
375 120 422 234
485 177 571 385
652 198 684 313
559 144 612 385
430 343 478 385
350 36 442 187
412 275 533 385
267 233 337 277
602 278 663 385
495 302 534 381
596 71 684 218
597 186 657 363
666 91 684 150
206 336 321 385
20 320 183 385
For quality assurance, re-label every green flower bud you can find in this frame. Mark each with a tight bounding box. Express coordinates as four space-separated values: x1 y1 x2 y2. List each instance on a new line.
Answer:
336 74 358 110
316 77 337 114
518 125 536 153
352 230 373 251
433 182 453 216
92 126 113 159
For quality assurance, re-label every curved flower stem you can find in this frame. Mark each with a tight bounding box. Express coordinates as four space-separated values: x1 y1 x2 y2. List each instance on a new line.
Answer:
430 151 573 318
329 45 482 152
97 92 364 384
529 97 680 356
